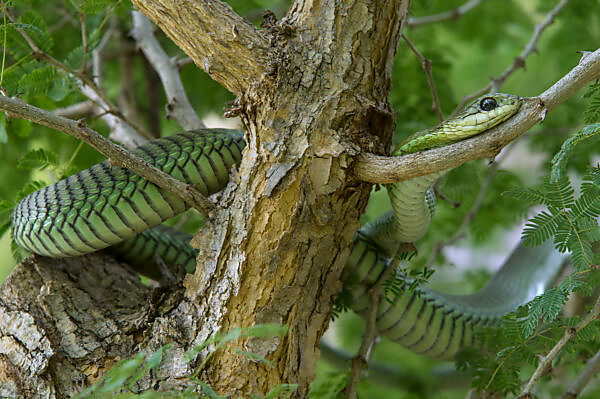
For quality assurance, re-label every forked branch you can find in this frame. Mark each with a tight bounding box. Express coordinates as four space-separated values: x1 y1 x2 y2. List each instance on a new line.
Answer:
131 0 270 95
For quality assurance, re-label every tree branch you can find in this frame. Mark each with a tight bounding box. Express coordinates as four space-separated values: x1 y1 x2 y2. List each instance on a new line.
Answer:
406 0 488 28
131 0 270 95
452 0 572 115
559 348 600 398
518 294 600 399
85 25 149 148
10 11 153 142
344 260 396 399
402 33 444 121
130 11 205 131
0 95 216 216
353 47 600 184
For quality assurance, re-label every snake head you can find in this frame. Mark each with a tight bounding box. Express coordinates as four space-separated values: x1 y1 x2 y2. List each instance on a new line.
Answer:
394 93 521 156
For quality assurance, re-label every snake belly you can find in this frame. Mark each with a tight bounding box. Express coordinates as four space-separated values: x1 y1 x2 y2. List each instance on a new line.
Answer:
11 94 563 360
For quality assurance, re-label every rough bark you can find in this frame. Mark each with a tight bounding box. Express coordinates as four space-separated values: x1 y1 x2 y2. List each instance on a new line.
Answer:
0 0 410 397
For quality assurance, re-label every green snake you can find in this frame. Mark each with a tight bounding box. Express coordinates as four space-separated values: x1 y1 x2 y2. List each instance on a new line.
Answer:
11 93 564 360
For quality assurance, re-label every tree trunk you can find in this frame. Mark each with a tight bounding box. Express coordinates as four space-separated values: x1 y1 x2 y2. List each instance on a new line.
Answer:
0 1 410 397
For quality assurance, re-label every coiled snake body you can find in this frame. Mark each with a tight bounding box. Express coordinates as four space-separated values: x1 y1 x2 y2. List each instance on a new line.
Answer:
11 94 564 360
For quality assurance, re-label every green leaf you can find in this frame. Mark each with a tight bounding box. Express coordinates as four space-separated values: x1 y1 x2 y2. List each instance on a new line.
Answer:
0 200 13 213
16 180 47 201
199 382 224 399
544 177 575 209
265 384 298 399
503 187 550 206
18 66 65 97
17 148 59 170
571 187 600 220
7 118 32 138
522 209 561 247
232 348 274 367
584 80 600 123
17 11 53 52
80 0 118 14
0 220 11 239
550 123 600 183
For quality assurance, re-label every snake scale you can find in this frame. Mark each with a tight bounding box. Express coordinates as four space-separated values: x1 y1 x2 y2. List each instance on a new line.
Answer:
11 93 564 360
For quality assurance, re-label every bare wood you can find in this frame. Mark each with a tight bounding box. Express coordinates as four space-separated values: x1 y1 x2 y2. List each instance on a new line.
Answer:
0 95 216 216
131 0 270 95
559 348 600 398
353 47 600 184
0 254 186 398
407 0 488 28
182 1 411 396
130 11 205 130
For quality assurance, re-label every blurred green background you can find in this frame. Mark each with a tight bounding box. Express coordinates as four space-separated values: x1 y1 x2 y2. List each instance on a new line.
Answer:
0 0 599 397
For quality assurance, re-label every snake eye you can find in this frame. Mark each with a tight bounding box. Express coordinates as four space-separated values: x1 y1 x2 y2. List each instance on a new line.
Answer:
480 97 498 111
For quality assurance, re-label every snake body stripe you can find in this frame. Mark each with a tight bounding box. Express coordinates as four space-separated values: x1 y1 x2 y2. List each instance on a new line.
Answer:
11 94 566 361
12 129 245 257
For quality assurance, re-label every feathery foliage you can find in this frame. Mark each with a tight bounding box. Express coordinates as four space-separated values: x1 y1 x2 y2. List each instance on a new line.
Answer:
73 324 294 399
505 170 600 270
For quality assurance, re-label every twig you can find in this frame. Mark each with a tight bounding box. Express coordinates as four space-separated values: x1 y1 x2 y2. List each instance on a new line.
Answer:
116 25 148 136
53 100 99 119
345 259 398 399
406 0 488 28
85 25 147 148
10 11 153 141
559 348 600 398
353 47 600 184
130 11 205 131
176 56 193 70
402 33 444 121
451 0 572 116
0 95 216 216
517 294 600 399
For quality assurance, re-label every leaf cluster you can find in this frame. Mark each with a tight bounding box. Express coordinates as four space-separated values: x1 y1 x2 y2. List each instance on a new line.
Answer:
505 169 600 270
74 324 295 399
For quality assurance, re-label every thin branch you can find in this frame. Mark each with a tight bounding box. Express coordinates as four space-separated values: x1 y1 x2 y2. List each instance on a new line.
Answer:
53 100 99 119
406 0 488 28
131 0 270 95
353 47 600 184
559 348 600 398
452 0 572 116
402 33 444 121
345 259 397 399
116 25 148 136
85 25 147 148
517 294 600 399
10 12 153 141
130 11 205 131
0 95 216 216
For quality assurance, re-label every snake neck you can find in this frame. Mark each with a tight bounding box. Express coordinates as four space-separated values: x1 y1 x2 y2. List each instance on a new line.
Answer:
385 170 445 245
